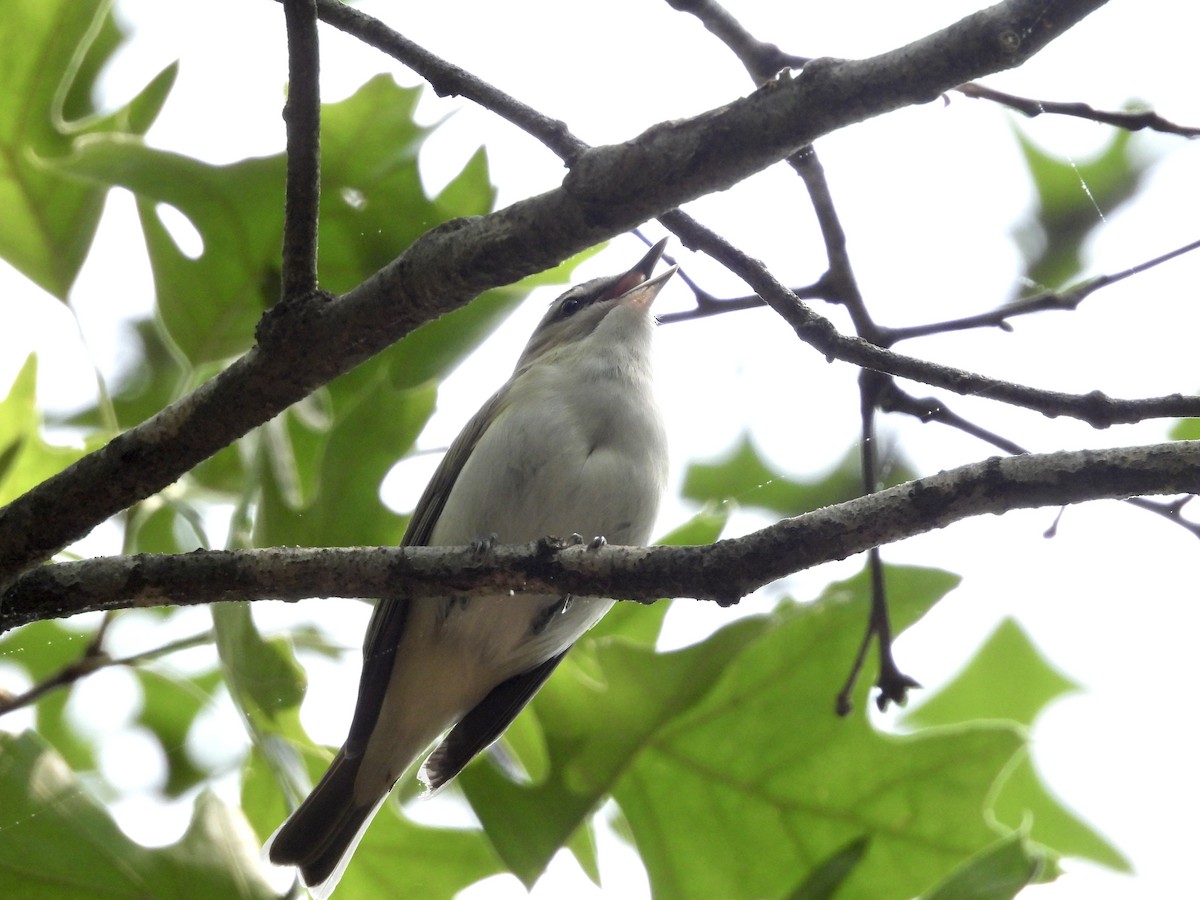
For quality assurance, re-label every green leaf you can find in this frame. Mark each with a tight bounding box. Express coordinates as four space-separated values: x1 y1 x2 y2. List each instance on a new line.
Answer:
333 804 504 900
590 503 729 645
0 732 275 898
245 742 505 899
900 618 1128 872
1169 418 1200 441
64 318 190 434
785 836 871 900
991 759 1128 873
129 500 209 554
1013 128 1151 292
458 565 982 895
50 76 483 365
0 0 175 297
254 367 436 549
901 618 1079 730
0 620 99 772
609 568 1020 900
213 602 306 732
212 600 316 818
924 830 1048 900
0 357 91 505
683 436 914 516
134 668 224 797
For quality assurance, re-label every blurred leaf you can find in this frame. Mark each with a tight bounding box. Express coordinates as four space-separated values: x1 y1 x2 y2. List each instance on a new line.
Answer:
65 318 190 434
491 504 733 805
1169 417 1200 441
334 803 503 900
129 500 208 554
0 620 89 685
683 436 913 516
134 668 223 797
0 0 175 297
213 602 305 732
211 600 318 824
50 76 494 365
240 741 301 843
0 732 275 898
0 357 91 505
924 830 1047 900
383 220 601 395
313 77 441 294
1012 128 1150 292
459 565 983 894
0 620 98 771
785 836 871 900
590 503 729 645
566 823 601 886
902 618 1079 730
69 144 286 364
991 759 1127 873
901 618 1128 872
245 743 504 899
607 567 1021 900
254 366 436 549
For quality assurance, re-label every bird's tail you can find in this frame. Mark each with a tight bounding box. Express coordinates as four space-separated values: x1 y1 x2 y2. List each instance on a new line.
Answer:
266 748 385 898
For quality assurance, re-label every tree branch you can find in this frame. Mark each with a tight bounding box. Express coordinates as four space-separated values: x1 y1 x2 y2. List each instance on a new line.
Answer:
662 0 810 84
5 441 1197 632
0 0 1116 586
955 81 1200 137
660 213 1200 425
279 0 322 301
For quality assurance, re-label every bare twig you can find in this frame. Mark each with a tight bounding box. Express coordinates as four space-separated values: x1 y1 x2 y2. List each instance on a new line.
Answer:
299 0 587 163
884 237 1200 342
879 382 1200 538
956 82 1200 137
662 0 921 711
0 628 215 716
663 0 810 84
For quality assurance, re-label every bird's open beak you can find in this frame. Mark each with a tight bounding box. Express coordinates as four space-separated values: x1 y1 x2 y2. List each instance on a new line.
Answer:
608 238 677 309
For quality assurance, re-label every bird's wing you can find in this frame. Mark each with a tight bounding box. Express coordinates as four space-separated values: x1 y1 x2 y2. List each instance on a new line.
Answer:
346 387 510 755
422 650 568 790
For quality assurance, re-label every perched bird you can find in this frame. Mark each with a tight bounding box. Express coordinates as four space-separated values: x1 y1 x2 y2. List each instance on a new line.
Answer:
268 238 675 896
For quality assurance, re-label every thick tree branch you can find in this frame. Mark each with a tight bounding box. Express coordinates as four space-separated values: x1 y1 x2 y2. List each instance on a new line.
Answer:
0 0 1118 586
5 441 1197 632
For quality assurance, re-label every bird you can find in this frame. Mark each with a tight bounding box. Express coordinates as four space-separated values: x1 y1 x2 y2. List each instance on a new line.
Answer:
267 238 675 896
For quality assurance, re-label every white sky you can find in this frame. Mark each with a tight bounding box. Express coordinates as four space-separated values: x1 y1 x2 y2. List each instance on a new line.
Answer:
3 1 1199 897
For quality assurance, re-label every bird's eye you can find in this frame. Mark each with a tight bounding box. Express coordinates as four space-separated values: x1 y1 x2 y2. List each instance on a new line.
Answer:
558 295 585 319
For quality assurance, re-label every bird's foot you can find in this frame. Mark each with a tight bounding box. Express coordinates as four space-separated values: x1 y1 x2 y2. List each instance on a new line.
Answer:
470 533 498 563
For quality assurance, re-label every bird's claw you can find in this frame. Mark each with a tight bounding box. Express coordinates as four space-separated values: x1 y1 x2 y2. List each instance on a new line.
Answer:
470 533 498 563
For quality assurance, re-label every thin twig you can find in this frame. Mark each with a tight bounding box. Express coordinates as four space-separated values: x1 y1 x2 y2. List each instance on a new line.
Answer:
884 237 1200 342
956 82 1200 137
301 0 587 163
878 381 1200 538
662 0 810 84
0 630 216 716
